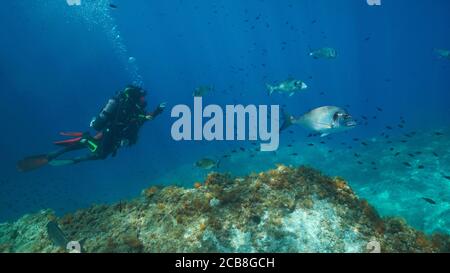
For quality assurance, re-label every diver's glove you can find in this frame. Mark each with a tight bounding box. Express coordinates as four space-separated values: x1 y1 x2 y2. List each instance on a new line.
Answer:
146 102 167 120
156 102 167 113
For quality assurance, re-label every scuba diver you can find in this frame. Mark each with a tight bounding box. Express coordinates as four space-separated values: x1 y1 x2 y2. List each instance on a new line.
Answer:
17 85 166 172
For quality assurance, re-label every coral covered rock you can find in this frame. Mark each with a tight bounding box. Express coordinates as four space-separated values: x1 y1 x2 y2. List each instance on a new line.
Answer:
1 165 449 253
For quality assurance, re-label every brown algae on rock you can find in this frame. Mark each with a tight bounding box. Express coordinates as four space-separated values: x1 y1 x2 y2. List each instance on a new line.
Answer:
0 165 449 253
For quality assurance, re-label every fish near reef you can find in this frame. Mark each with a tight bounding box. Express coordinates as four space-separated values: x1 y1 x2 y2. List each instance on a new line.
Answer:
195 158 220 170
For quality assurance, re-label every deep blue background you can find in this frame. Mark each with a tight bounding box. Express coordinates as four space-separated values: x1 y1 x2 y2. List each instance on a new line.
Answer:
0 0 449 222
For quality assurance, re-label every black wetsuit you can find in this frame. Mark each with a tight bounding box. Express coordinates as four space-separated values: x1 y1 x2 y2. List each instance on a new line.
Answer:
48 90 163 164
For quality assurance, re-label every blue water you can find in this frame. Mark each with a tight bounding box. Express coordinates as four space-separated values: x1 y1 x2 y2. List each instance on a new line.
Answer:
0 0 449 234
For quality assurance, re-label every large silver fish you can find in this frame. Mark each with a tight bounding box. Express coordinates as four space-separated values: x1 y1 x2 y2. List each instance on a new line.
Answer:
266 77 308 96
309 47 337 60
281 106 357 137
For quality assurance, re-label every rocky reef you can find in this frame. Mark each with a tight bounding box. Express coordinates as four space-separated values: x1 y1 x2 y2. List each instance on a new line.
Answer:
1 165 449 253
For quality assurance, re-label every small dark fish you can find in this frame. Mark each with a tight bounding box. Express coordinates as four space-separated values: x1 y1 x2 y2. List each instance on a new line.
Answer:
308 143 314 146
398 124 404 128
290 153 299 156
415 151 422 155
432 152 439 157
400 140 408 143
289 130 294 134
348 146 353 149
371 162 376 165
361 116 368 120
109 3 118 9
251 142 257 146
434 132 444 136
357 161 363 165
422 198 436 205
287 144 293 147
354 153 360 158
361 142 368 146
376 107 383 112
442 175 450 180
328 150 333 153
386 126 393 130
231 150 237 153
418 165 425 169
353 138 360 142
394 152 401 156
387 141 393 144
408 154 415 158
372 167 378 170
403 162 412 167
372 116 377 119
390 147 394 151
320 141 325 144
222 154 231 158
47 221 69 249
240 147 246 152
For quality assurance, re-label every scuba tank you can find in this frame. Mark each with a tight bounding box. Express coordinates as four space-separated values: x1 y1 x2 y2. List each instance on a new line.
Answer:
90 86 145 131
90 98 118 131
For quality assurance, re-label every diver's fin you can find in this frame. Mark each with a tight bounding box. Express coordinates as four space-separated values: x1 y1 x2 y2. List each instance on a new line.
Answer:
55 132 84 146
17 155 49 172
54 137 83 146
49 159 75 167
59 132 83 137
